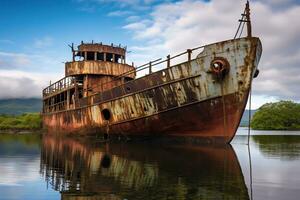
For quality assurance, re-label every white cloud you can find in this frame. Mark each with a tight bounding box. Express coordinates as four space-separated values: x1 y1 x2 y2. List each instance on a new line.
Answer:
123 21 148 30
0 49 63 73
0 70 60 99
0 39 14 44
254 0 299 9
0 52 31 69
124 0 300 101
0 44 66 99
77 0 158 11
34 36 53 48
107 10 133 16
246 95 280 109
126 15 141 22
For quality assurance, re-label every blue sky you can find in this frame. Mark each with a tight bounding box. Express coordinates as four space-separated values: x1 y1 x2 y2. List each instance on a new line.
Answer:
0 0 178 56
0 0 300 108
0 0 179 74
0 0 137 72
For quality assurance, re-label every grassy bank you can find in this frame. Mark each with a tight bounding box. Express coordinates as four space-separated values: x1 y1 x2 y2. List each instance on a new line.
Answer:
0 113 42 131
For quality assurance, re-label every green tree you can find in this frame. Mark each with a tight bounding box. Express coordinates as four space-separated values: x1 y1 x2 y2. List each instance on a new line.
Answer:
251 101 300 130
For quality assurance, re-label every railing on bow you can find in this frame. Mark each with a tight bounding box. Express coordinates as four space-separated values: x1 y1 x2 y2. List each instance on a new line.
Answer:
88 44 205 95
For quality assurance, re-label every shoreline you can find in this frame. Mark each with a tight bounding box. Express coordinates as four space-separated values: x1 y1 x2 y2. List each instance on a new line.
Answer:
0 129 42 134
1 126 300 135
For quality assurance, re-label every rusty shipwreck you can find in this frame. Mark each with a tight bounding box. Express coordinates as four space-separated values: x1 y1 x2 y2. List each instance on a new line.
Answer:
42 2 262 143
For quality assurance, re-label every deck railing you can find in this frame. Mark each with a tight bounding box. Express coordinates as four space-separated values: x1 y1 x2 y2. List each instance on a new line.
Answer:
87 45 205 95
43 76 82 97
43 46 205 101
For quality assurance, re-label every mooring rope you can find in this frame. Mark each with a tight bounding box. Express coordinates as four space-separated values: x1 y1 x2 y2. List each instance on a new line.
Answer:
248 87 251 145
248 139 253 200
239 20 246 38
247 85 253 200
221 82 227 138
234 8 246 39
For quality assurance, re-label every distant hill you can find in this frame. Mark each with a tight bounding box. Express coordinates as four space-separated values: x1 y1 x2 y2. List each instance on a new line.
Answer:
0 98 42 115
240 109 257 127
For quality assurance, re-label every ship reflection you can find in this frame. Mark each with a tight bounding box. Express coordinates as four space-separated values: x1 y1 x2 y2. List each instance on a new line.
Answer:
40 135 249 200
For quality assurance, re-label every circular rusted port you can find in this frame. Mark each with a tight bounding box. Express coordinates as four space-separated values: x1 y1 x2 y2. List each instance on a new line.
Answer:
210 57 230 79
101 108 111 121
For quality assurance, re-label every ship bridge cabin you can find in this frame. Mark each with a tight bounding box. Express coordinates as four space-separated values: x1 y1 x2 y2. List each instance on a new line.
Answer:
42 42 135 113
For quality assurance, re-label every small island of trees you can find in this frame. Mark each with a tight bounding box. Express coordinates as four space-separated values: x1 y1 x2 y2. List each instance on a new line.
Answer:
251 101 300 130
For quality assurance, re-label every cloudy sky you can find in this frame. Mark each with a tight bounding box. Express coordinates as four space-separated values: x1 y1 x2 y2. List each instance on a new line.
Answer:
0 0 299 108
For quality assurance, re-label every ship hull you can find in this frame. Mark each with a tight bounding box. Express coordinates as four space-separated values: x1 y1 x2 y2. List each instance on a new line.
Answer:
42 37 262 143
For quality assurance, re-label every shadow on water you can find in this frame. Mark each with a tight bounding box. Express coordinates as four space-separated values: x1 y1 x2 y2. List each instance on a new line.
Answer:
40 135 250 200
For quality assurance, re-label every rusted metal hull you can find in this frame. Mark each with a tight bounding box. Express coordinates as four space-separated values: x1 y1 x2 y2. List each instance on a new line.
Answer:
42 37 262 143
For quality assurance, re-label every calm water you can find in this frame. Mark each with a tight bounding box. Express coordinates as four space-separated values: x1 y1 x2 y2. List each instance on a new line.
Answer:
0 128 300 200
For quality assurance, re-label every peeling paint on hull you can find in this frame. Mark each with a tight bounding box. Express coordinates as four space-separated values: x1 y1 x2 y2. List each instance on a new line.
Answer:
42 37 262 143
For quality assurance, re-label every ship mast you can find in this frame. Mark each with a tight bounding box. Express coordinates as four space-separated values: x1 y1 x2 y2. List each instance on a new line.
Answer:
245 1 252 37
235 1 252 39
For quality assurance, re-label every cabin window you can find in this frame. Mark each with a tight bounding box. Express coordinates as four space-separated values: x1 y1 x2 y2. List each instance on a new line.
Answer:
115 54 122 63
76 76 84 85
97 52 104 61
86 52 95 60
75 52 84 61
106 53 113 62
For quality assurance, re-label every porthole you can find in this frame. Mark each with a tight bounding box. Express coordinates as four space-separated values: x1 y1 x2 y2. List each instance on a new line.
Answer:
101 154 111 168
101 108 111 120
210 57 230 79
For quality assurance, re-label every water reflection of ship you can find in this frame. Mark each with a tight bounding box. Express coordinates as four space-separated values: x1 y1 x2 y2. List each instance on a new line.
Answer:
40 135 249 200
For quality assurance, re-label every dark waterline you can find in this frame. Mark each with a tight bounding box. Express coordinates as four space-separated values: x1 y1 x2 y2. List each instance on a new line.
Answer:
0 129 300 200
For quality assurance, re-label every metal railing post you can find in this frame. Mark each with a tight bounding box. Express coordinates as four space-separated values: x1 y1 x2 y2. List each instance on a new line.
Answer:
149 61 152 74
167 55 170 68
187 49 192 61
